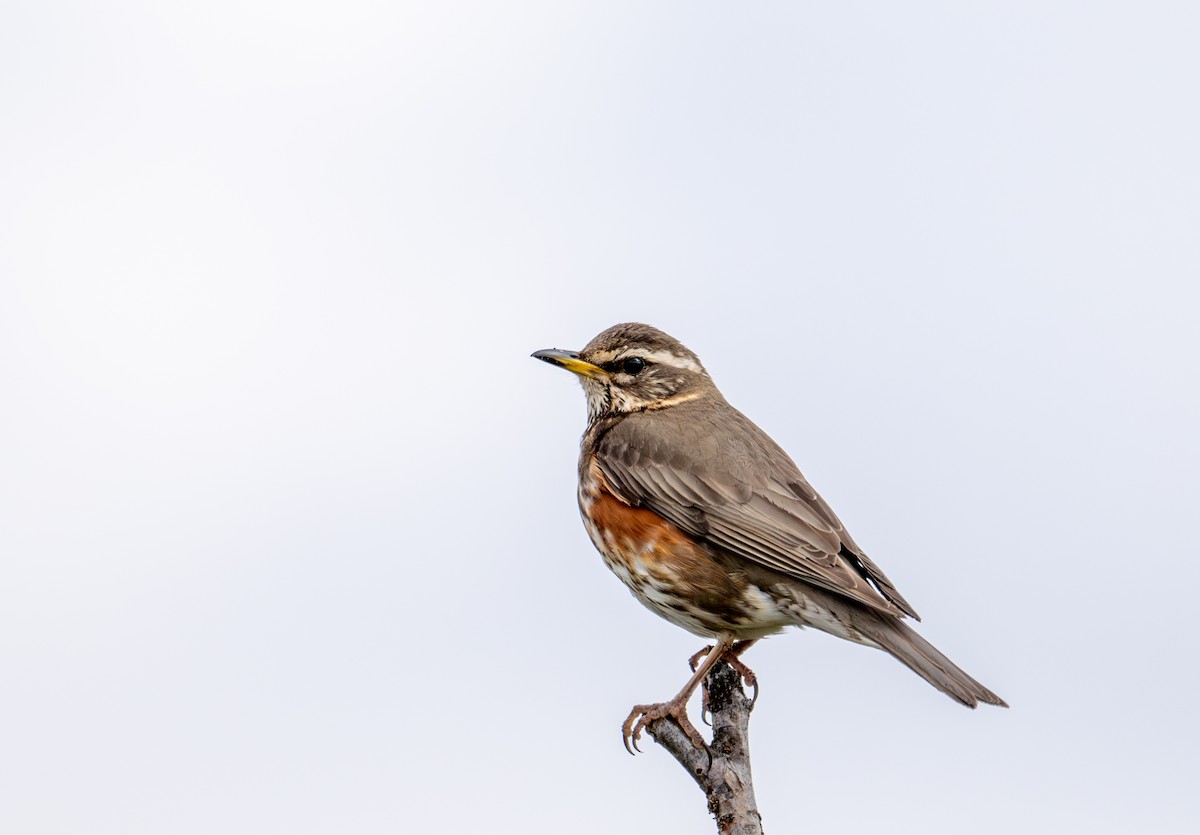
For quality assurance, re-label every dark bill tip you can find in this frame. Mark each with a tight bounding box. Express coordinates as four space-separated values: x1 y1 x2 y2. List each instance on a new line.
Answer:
531 348 607 379
531 348 581 363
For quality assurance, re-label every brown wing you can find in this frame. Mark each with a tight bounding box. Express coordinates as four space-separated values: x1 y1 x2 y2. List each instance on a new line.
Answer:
593 397 920 620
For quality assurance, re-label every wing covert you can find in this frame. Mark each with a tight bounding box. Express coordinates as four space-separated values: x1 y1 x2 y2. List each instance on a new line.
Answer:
593 404 920 620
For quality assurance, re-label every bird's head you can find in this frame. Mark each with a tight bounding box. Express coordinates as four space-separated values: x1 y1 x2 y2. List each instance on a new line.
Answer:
533 323 716 422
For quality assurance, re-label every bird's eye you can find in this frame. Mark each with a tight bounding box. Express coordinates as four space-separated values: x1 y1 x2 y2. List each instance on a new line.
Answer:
622 357 647 375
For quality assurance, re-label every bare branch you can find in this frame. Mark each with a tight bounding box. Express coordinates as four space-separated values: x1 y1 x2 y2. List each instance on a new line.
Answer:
646 661 764 835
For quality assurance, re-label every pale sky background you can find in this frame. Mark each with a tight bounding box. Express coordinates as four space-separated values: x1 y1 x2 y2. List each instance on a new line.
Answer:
2 2 1198 833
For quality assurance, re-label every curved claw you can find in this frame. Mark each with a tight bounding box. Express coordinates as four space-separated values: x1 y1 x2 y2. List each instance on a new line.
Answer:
621 704 651 755
723 654 760 708
625 730 641 756
623 727 639 755
621 700 707 755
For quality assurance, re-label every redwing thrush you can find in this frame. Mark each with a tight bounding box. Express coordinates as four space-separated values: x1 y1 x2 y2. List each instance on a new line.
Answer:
533 323 1006 753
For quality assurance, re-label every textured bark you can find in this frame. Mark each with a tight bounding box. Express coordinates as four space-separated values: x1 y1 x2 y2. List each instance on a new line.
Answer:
646 661 764 835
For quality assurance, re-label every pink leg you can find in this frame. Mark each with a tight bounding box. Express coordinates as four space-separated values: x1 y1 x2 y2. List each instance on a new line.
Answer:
622 637 734 755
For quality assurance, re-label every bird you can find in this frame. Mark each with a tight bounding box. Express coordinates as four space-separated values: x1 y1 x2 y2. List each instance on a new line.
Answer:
532 322 1007 754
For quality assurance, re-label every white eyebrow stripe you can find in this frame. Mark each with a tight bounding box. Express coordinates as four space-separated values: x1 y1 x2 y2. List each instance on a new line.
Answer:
589 347 704 373
637 349 704 372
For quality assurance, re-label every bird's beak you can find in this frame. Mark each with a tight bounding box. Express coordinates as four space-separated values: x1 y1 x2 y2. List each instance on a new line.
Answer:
531 348 608 379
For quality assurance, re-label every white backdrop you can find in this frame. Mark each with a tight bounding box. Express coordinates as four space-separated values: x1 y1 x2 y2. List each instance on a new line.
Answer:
2 3 1197 833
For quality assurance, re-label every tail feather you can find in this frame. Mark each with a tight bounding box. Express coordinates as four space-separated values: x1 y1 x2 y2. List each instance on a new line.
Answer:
862 614 1008 709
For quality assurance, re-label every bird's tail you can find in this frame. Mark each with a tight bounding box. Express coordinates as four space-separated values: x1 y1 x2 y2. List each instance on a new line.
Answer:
860 613 1008 709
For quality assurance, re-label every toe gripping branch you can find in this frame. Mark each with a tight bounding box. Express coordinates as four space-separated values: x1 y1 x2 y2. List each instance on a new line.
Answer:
624 658 765 835
690 642 759 726
622 643 759 756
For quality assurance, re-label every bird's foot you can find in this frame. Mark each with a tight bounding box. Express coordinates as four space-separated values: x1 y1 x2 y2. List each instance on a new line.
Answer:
621 696 706 755
725 655 760 707
690 643 760 722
